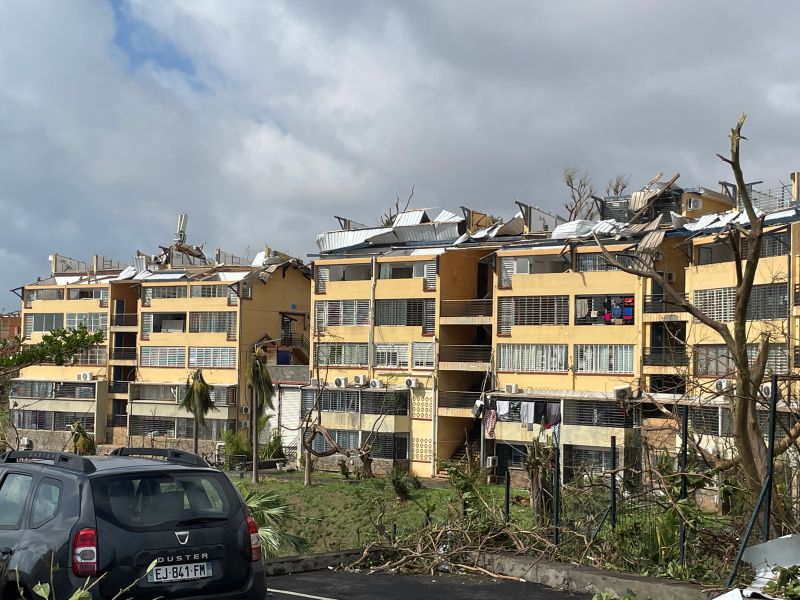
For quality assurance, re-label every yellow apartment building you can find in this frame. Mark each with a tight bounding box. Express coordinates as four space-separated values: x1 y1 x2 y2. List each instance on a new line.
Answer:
10 237 311 455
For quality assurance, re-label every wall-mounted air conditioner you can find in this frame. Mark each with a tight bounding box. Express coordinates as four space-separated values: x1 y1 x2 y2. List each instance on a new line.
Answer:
664 271 676 283
687 198 703 211
614 385 631 402
369 379 384 389
760 382 774 399
334 377 348 389
405 377 418 389
485 456 498 469
353 375 368 386
504 383 519 394
715 379 734 394
241 405 251 415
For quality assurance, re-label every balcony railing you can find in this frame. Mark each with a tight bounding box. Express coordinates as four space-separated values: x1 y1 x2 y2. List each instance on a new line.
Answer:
439 345 492 363
644 294 688 313
440 299 493 318
110 347 137 361
280 333 310 356
109 381 131 394
439 391 482 409
112 313 138 327
643 347 689 367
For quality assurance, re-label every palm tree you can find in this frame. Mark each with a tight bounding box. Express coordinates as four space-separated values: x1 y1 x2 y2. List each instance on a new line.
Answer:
180 369 216 454
235 482 308 557
247 347 275 483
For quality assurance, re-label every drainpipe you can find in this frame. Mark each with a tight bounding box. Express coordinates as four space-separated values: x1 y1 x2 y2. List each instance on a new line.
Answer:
787 225 793 399
431 334 439 477
368 257 377 380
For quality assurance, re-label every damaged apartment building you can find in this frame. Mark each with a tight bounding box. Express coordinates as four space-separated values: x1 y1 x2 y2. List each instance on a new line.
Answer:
298 173 800 487
9 215 310 454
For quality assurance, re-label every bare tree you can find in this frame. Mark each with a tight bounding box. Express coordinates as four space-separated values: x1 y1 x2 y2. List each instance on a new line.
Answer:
606 174 631 197
378 186 415 227
563 167 598 221
593 114 800 507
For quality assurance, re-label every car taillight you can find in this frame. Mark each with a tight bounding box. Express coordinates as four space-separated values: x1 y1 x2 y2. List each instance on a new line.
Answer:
72 528 98 577
246 516 261 562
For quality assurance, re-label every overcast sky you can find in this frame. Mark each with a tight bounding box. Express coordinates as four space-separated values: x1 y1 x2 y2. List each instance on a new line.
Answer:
0 1 798 308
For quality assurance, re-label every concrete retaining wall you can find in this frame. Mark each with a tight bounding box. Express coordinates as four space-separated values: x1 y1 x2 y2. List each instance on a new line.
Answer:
477 552 708 600
264 550 368 576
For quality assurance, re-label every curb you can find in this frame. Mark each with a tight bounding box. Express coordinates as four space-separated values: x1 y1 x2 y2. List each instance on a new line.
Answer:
264 549 368 576
477 552 709 600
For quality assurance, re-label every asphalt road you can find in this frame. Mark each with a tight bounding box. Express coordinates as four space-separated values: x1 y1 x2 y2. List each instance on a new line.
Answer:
267 570 592 600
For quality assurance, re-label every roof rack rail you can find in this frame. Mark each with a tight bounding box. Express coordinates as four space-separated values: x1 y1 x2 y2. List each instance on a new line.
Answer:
0 450 96 474
110 447 208 468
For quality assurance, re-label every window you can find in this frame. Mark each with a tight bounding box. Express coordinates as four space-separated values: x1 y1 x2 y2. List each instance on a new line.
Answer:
689 407 721 436
575 253 632 272
11 410 54 430
189 312 237 335
143 285 187 303
141 313 186 339
67 288 108 301
315 300 370 329
375 343 409 368
743 231 790 258
497 344 568 372
564 446 613 480
497 296 569 334
66 313 108 333
360 391 409 415
25 289 63 304
693 288 735 322
188 347 236 368
693 284 788 323
379 262 413 279
575 295 635 325
73 346 107 365
317 263 372 292
23 313 64 337
364 432 409 459
315 265 329 293
310 429 359 454
563 401 633 427
0 474 33 527
138 384 181 402
11 380 55 399
314 343 369 366
375 299 435 327
176 418 236 440
190 285 232 298
140 346 186 368
30 479 61 528
412 342 435 368
574 344 634 373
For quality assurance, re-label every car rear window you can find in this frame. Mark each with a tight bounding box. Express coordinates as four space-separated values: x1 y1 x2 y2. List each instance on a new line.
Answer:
91 471 238 531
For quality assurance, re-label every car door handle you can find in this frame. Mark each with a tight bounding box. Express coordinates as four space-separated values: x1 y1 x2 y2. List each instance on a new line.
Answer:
0 547 12 558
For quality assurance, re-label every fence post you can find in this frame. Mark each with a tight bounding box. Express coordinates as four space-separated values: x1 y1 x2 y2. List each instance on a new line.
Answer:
679 405 689 565
763 373 779 541
552 444 560 545
504 467 511 522
610 435 617 529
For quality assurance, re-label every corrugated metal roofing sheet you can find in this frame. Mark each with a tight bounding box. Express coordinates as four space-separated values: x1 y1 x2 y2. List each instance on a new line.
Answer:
432 209 463 223
637 230 665 252
392 210 427 227
316 227 393 252
114 266 137 281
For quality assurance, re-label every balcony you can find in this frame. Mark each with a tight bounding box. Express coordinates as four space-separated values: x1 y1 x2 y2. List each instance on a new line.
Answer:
280 333 310 358
108 381 131 395
643 294 688 314
110 313 138 330
439 391 482 409
439 345 492 371
643 347 689 367
439 300 493 326
109 347 137 362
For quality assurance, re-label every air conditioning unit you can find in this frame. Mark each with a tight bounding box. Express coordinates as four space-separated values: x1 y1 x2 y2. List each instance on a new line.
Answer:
76 372 93 382
687 197 703 211
505 383 519 394
405 377 418 389
614 385 631 402
664 271 676 283
353 375 368 386
310 378 321 388
241 405 251 415
485 456 498 469
653 250 664 261
715 379 734 394
369 378 384 389
760 382 775 399
334 377 348 389
19 437 33 451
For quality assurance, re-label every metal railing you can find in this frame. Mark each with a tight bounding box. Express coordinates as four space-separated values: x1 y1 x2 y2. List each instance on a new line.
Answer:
644 294 688 313
439 345 492 363
743 186 795 213
643 347 689 366
112 313 138 327
440 299 493 318
439 391 482 409
280 333 310 356
110 347 137 360
108 381 130 394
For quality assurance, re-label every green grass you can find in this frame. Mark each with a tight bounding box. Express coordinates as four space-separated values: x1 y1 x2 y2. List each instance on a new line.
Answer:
237 471 532 555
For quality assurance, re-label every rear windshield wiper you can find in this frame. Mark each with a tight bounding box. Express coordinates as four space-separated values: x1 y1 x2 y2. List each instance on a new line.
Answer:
176 516 229 526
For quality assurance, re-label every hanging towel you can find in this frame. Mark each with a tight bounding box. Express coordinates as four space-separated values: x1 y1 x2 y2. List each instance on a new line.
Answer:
575 298 589 319
484 409 497 439
547 402 561 426
496 399 510 416
519 401 535 425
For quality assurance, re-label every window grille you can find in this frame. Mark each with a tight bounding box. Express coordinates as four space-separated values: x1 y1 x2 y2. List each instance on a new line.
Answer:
129 415 175 437
423 261 437 291
190 285 230 298
574 344 634 373
499 257 515 288
314 343 369 366
689 407 721 436
375 343 409 368
53 412 95 432
140 346 186 368
189 312 237 335
144 285 187 302
363 432 409 459
315 266 329 293
412 342 435 368
565 447 613 478
575 253 631 272
741 230 789 259
11 409 54 430
693 284 787 323
188 347 236 368
310 429 359 454
137 384 181 402
497 344 568 372
563 400 633 427
66 313 107 333
375 299 435 328
315 300 370 328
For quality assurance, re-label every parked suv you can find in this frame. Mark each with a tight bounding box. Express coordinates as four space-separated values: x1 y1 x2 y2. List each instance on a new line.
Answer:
0 448 268 599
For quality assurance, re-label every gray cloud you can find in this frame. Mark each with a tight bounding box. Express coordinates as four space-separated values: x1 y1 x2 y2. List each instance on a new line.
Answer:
0 0 798 308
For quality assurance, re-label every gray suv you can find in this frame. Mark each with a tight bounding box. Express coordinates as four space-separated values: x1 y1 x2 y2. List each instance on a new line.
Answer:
0 448 268 599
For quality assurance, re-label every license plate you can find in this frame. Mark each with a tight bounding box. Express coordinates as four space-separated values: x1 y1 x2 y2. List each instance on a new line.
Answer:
147 562 213 583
